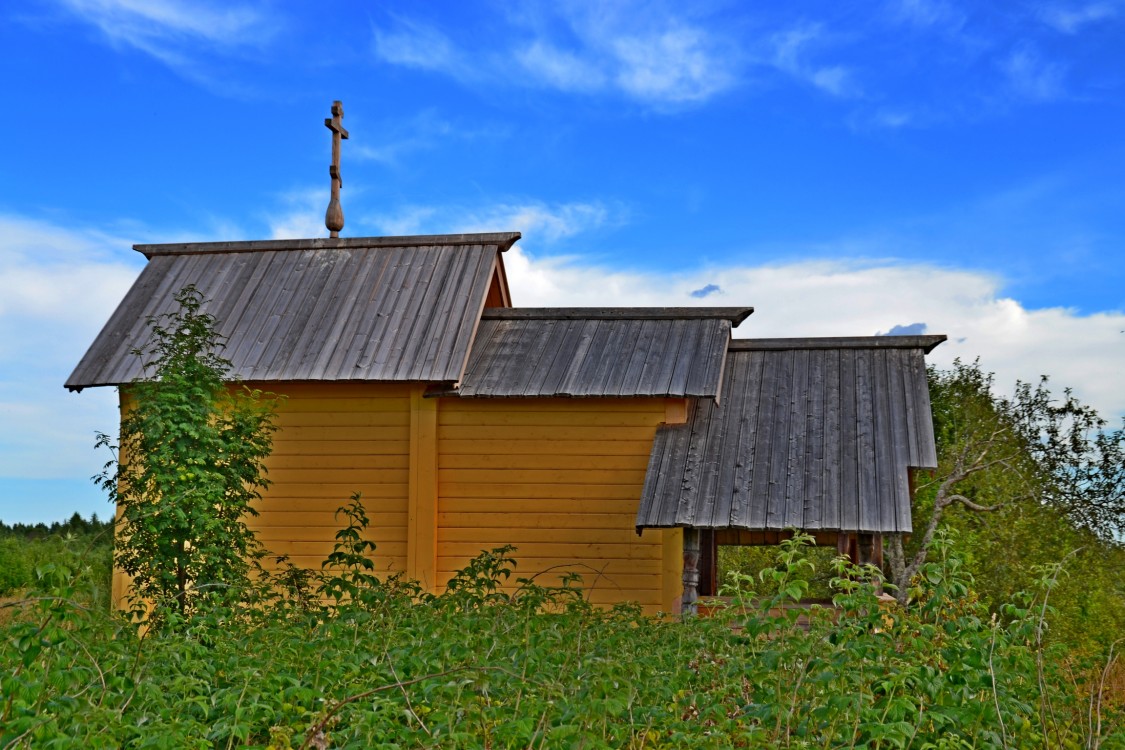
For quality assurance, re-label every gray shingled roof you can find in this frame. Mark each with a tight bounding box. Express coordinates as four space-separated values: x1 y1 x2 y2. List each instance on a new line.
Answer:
636 335 946 533
66 233 519 390
450 308 753 398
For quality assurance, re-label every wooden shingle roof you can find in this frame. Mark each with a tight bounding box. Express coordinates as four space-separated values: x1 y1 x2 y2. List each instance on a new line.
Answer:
450 308 753 398
635 335 946 533
66 233 519 390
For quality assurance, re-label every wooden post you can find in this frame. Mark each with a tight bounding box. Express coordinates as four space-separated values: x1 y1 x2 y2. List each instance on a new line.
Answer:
662 528 683 614
324 100 349 238
682 527 701 618
857 533 883 567
698 529 717 597
407 387 438 590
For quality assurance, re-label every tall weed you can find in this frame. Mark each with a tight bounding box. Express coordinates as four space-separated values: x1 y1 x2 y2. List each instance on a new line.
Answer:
3 511 1122 748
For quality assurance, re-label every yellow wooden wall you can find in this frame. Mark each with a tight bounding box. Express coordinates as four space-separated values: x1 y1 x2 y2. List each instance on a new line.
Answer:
251 382 412 575
435 397 682 614
112 384 685 615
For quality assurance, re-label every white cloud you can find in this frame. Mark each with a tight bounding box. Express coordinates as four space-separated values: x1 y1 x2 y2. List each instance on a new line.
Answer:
351 111 506 166
366 206 438 237
368 200 621 244
608 26 735 103
1038 2 1119 33
372 17 464 76
452 202 617 242
890 0 967 30
517 41 607 93
0 215 141 479
504 248 1125 421
530 3 739 105
266 189 330 240
373 5 738 107
1001 45 1066 101
54 0 278 86
868 108 915 129
767 25 861 98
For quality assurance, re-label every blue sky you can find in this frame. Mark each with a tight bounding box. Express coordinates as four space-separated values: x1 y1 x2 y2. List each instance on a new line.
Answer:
1 0 1123 525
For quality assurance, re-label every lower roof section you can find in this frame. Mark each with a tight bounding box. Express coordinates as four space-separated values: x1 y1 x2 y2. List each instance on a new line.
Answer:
451 308 752 398
636 335 946 534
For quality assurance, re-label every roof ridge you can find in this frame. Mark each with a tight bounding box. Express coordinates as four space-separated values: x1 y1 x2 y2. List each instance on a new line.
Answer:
135 232 522 258
482 307 754 325
730 335 947 353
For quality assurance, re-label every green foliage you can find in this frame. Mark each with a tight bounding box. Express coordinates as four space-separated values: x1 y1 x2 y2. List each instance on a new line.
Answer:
916 360 1125 653
1009 377 1125 540
317 493 382 607
4 513 1122 749
95 285 278 622
924 359 1125 541
719 542 839 599
0 516 112 603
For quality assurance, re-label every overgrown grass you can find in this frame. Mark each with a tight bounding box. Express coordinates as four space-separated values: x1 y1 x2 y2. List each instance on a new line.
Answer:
2 516 1122 748
0 519 112 610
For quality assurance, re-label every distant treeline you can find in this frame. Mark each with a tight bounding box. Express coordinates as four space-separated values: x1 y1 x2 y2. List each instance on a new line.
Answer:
0 512 113 539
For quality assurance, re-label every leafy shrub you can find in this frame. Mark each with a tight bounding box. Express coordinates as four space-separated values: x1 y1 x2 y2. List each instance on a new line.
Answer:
96 285 278 623
3 513 1122 749
0 539 33 596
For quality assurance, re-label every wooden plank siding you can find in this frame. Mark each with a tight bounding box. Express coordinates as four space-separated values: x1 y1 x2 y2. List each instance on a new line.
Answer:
435 397 680 613
248 382 412 575
113 384 685 613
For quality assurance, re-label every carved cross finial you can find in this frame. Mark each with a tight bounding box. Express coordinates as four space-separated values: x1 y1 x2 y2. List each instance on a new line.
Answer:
324 100 350 238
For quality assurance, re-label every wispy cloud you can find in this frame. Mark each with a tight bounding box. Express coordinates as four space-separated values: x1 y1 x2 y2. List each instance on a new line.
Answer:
453 202 619 242
1001 44 1067 101
860 107 917 129
1038 2 1119 33
0 215 141 479
54 0 279 87
366 3 1123 121
890 0 967 31
367 200 623 243
265 189 329 240
766 25 860 98
365 206 437 237
516 41 607 93
351 110 507 166
372 16 465 76
372 3 738 108
610 25 735 103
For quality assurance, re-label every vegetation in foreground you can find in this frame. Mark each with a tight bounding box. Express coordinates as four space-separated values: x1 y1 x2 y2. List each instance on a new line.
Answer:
2 523 1123 748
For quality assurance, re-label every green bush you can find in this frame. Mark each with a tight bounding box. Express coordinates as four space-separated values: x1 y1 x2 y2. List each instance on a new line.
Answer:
0 538 33 596
3 514 1121 749
0 534 111 606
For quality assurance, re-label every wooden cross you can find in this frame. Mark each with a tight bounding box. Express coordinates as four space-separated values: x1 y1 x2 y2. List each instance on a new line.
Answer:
324 100 349 238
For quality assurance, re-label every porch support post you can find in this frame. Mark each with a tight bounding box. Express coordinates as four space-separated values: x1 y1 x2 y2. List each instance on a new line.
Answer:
681 527 701 618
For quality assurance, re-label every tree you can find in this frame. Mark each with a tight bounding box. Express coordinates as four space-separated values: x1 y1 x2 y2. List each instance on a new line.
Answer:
97 286 278 620
887 360 1125 611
